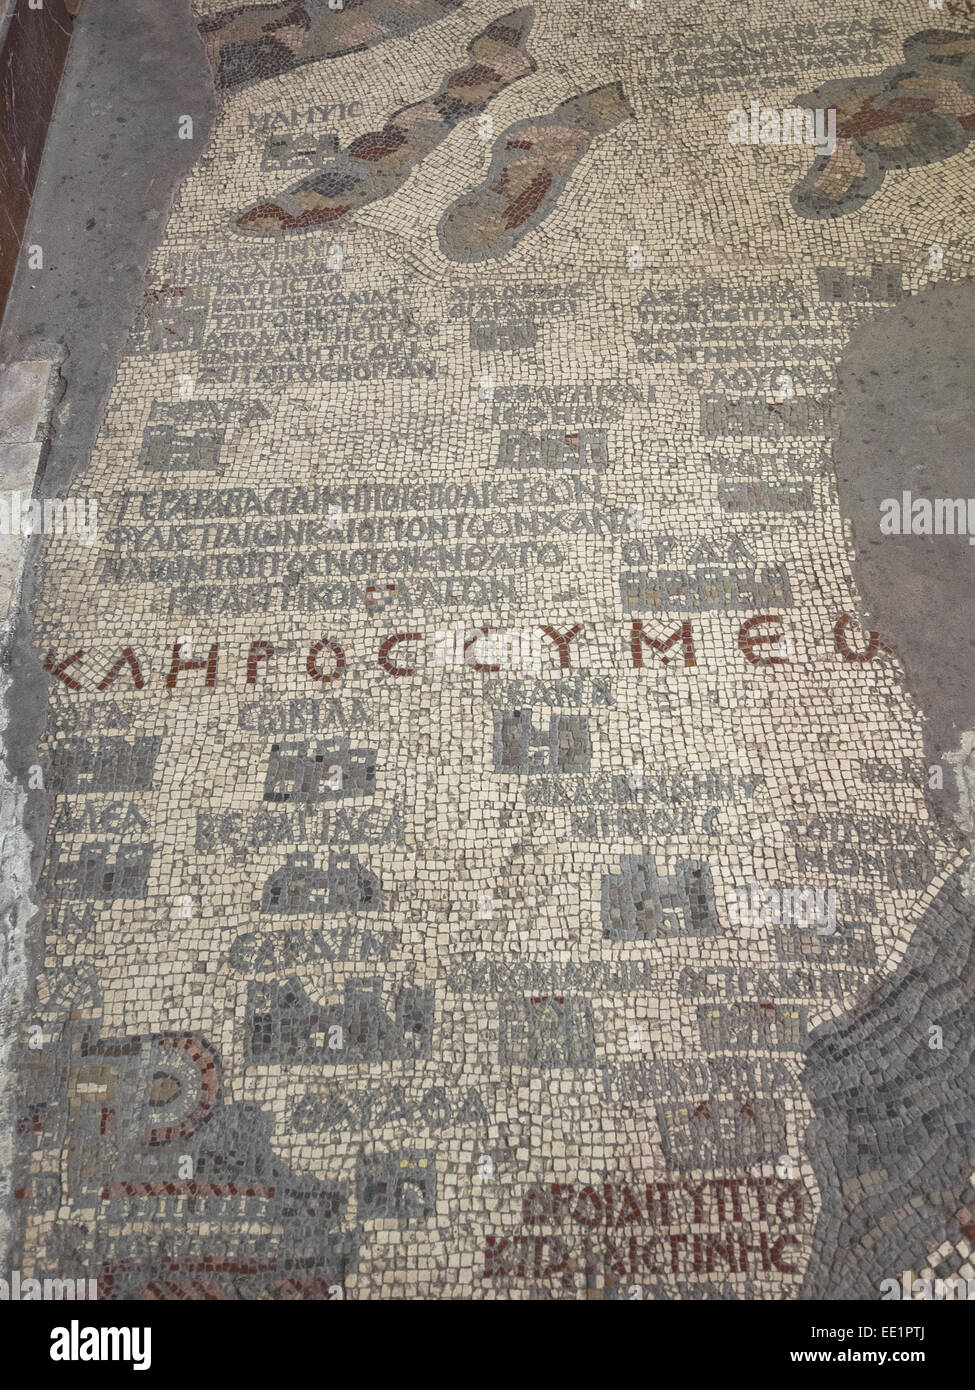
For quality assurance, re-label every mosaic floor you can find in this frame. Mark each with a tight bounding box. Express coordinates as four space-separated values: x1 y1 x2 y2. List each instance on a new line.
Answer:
8 0 975 1299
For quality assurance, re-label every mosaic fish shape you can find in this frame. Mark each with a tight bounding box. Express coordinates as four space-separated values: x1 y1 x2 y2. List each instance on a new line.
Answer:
437 81 634 261
235 7 536 236
201 0 467 94
792 28 975 219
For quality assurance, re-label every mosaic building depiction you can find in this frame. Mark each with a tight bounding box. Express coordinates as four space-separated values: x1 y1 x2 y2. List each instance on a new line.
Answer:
4 0 975 1308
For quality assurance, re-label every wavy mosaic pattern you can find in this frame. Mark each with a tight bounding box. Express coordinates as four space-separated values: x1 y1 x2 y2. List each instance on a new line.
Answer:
201 0 466 93
438 82 634 262
792 28 975 218
235 7 536 236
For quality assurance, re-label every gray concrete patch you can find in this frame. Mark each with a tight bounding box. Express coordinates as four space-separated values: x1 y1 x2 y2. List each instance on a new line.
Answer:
0 356 64 628
831 276 975 829
0 0 213 1270
802 275 975 1299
